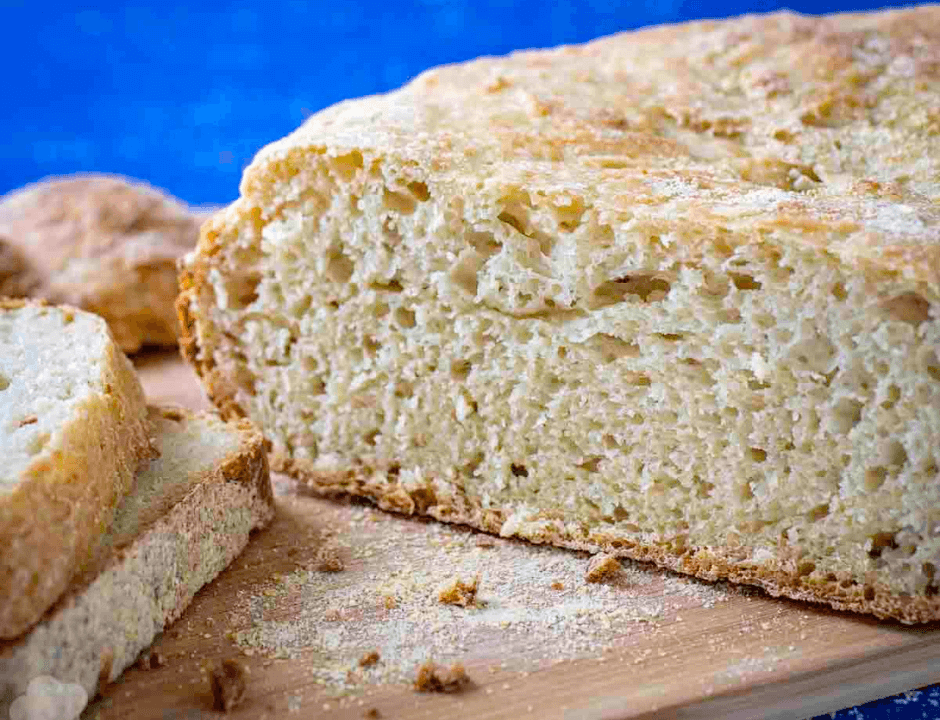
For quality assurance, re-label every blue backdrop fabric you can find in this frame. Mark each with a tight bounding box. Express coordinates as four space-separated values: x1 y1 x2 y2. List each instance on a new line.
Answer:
5 3 938 718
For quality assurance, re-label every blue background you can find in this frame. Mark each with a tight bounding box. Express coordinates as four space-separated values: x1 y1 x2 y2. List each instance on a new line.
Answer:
6 2 938 717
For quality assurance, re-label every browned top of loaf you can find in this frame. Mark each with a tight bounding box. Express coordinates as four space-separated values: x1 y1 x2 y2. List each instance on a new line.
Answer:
231 7 940 288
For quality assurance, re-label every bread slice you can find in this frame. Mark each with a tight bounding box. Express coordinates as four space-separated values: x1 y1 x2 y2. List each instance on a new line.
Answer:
0 299 152 638
0 406 274 714
178 8 940 622
0 174 205 353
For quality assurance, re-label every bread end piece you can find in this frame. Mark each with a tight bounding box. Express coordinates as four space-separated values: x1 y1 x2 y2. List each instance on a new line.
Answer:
0 299 153 638
0 406 273 715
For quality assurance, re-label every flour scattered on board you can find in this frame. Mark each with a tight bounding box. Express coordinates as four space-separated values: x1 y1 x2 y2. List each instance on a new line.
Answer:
227 488 736 695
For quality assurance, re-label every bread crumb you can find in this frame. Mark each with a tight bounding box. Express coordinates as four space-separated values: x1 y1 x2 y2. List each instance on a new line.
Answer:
134 649 166 670
96 647 114 697
383 594 397 609
413 661 472 693
363 709 381 719
359 650 380 668
316 547 345 572
585 553 621 583
551 581 565 591
210 658 249 712
438 576 480 607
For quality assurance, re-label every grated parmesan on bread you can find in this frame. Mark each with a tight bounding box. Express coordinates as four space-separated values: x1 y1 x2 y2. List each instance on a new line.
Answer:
178 8 940 622
0 299 152 638
0 406 274 715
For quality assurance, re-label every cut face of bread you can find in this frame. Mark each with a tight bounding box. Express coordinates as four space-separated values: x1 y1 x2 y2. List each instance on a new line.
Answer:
0 407 273 714
0 300 152 638
179 8 940 622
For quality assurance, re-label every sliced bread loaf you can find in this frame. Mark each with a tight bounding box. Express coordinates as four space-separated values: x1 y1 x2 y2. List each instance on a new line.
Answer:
0 299 152 638
178 8 940 622
0 406 274 713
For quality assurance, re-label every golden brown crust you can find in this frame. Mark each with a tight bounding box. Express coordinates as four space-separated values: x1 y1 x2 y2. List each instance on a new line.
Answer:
0 300 153 638
227 7 939 286
284 456 940 625
0 238 40 297
0 174 205 353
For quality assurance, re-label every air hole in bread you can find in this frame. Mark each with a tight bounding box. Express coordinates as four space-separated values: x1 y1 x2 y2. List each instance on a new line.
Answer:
407 181 431 202
577 457 602 473
364 429 380 446
592 274 672 307
881 292 930 327
0 373 8 391
329 151 364 182
696 479 716 498
583 333 640 363
370 278 404 293
797 561 816 577
868 531 898 559
729 272 762 291
864 466 888 491
510 463 528 478
831 282 848 301
394 307 416 329
363 336 380 356
748 447 767 463
223 272 261 311
925 352 940 382
883 440 908 468
449 254 482 297
289 294 313 319
382 217 403 246
655 332 684 342
497 211 526 235
467 231 502 257
383 188 417 215
450 359 472 380
807 503 829 521
325 250 355 283
609 504 630 522
394 381 414 399
554 197 587 232
831 398 864 433
462 453 484 477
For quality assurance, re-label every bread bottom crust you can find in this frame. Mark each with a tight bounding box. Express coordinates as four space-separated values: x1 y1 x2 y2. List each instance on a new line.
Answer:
279 455 940 625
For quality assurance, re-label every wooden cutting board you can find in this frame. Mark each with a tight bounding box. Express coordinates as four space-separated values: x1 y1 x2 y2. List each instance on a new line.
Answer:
84 351 940 720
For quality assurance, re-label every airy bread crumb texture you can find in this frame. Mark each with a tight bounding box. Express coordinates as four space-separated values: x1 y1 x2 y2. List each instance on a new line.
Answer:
0 300 152 638
179 8 940 622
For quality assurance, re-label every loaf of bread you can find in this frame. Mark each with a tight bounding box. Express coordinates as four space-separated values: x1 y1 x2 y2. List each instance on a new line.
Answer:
0 300 152 638
0 238 40 298
0 406 274 715
178 8 940 622
0 174 206 353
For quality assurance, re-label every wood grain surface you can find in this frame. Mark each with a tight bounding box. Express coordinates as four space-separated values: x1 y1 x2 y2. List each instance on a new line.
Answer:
84 351 940 720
